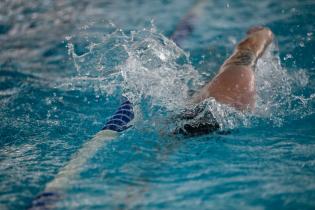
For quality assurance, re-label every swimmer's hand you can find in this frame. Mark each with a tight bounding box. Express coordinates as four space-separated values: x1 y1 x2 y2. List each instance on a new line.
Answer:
238 26 274 58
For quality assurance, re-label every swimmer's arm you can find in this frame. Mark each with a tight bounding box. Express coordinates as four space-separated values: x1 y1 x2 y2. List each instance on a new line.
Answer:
223 27 274 69
191 27 273 111
192 66 256 109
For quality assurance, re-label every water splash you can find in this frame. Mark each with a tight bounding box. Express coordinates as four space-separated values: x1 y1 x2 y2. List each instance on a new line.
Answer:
173 41 314 130
65 22 202 119
255 42 314 126
64 22 314 131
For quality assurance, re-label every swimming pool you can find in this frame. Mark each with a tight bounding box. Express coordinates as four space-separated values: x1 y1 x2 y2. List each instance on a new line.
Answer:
0 0 315 209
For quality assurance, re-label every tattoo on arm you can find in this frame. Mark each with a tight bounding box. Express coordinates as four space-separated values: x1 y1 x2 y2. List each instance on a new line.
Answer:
228 50 256 66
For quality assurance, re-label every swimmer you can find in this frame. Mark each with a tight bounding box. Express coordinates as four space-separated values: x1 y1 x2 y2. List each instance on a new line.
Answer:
175 26 274 135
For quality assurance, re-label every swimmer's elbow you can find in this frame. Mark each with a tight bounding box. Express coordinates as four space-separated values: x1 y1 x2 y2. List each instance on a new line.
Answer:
239 95 256 112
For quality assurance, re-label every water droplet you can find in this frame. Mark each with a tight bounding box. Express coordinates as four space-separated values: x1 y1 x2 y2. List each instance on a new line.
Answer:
65 36 72 41
284 54 293 61
228 36 236 45
307 32 313 41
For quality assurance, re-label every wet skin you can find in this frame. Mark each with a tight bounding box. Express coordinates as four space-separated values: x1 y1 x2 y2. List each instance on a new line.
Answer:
192 27 274 111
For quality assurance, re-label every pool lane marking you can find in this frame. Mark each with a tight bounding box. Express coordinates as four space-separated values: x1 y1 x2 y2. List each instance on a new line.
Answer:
47 98 134 190
29 99 134 209
30 0 208 208
45 130 118 190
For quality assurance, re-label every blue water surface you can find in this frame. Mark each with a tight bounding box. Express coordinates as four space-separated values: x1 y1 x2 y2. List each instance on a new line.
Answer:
0 0 315 209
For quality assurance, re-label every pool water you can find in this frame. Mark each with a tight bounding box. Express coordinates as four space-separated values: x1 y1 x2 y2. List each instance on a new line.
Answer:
1 0 315 209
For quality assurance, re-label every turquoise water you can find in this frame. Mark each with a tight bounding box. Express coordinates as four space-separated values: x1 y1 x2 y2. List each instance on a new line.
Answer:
1 0 315 209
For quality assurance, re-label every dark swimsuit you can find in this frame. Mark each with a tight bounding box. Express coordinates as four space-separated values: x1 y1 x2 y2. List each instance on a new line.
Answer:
174 103 220 136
